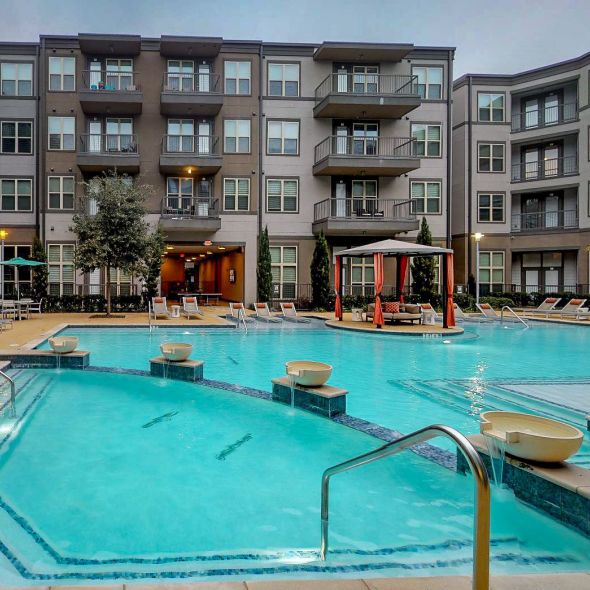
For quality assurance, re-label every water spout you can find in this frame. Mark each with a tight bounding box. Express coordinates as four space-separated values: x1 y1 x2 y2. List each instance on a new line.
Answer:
287 371 297 409
483 433 507 488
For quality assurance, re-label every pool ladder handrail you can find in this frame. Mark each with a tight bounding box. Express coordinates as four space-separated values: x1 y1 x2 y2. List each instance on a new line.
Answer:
236 307 248 332
320 424 491 590
500 305 529 328
0 370 16 418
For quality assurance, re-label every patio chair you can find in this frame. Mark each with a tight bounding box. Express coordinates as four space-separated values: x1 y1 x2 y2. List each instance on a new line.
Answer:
546 298 588 319
419 302 440 321
25 298 43 315
151 297 171 319
253 302 282 323
280 302 311 323
476 303 500 320
0 301 17 322
453 303 467 321
522 297 561 318
228 302 254 323
182 297 203 319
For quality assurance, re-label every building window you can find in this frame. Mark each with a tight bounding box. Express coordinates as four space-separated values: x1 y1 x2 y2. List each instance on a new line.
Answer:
478 193 504 222
166 119 194 152
165 177 193 211
224 119 250 153
270 246 297 299
1 121 32 154
268 63 299 97
224 61 251 95
411 124 441 157
351 257 374 296
48 244 75 296
266 178 298 212
104 59 134 90
479 251 504 294
478 93 504 122
110 269 132 296
48 57 75 91
1 62 33 96
1 245 32 297
267 120 299 155
478 143 505 172
223 178 250 211
1 178 32 211
48 116 75 150
411 181 441 214
412 66 443 99
48 176 75 210
352 180 378 213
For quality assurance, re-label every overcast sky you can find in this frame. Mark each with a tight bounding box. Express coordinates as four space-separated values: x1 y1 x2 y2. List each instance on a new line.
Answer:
2 0 590 77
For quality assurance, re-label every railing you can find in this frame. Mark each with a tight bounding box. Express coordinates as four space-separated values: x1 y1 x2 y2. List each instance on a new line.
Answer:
511 209 578 232
315 73 418 102
314 135 414 163
511 155 578 182
320 424 490 590
161 135 220 156
501 305 529 327
160 196 219 218
162 72 221 94
511 102 577 132
76 283 138 296
314 198 415 222
79 134 138 154
0 370 16 418
81 70 140 91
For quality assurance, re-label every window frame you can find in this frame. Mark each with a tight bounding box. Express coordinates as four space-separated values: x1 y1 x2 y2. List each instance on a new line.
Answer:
266 119 300 156
48 116 76 151
0 61 34 97
411 122 442 158
478 250 505 294
48 175 76 210
223 177 250 212
0 119 33 154
48 56 76 92
350 257 375 296
267 61 300 97
266 177 299 213
410 179 443 215
47 243 76 296
223 118 251 154
0 177 33 212
1 244 33 297
224 60 252 96
477 192 505 223
270 244 298 300
477 92 505 123
477 142 505 173
411 65 444 100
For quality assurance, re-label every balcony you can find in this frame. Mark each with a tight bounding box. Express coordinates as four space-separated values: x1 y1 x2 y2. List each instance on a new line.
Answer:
511 102 578 133
313 136 419 176
159 196 221 236
511 155 578 183
79 71 143 115
76 134 140 173
511 209 578 233
312 198 418 236
314 74 420 119
160 73 223 116
159 135 222 175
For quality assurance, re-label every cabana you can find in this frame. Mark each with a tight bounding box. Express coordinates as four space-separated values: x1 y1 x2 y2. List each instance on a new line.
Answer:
334 239 456 328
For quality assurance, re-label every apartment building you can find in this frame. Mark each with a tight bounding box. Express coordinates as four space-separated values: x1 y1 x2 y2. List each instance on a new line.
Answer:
452 53 590 295
1 34 454 303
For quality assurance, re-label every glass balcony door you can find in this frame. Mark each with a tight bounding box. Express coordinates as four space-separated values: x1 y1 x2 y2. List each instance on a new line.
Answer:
167 60 194 91
167 119 194 152
353 123 378 155
88 120 102 152
352 65 379 94
106 118 133 151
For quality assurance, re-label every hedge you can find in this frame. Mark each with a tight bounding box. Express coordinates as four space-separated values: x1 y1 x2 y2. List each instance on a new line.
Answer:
44 295 144 313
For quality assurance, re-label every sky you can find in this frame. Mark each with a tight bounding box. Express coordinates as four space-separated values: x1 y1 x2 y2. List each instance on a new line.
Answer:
2 0 590 77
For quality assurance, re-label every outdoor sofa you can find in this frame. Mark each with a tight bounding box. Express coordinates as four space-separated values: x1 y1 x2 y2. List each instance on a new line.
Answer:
366 302 422 324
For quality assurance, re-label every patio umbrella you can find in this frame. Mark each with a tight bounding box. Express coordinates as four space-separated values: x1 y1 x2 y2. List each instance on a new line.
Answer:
0 257 47 300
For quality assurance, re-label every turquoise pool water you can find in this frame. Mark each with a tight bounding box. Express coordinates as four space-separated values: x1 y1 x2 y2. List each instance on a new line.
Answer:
1 368 590 584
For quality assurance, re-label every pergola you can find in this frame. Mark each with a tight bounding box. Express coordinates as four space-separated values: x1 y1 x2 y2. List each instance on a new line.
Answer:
334 239 455 328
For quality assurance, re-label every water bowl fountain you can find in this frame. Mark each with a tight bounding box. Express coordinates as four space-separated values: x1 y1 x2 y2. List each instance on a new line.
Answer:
160 342 192 362
48 336 79 354
480 411 583 463
285 360 332 387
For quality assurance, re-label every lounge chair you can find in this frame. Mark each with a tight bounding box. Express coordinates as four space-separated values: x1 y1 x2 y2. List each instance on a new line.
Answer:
476 303 500 320
253 302 281 323
522 297 561 318
228 302 254 322
280 302 311 323
182 297 203 319
151 297 171 319
546 298 587 319
419 302 440 322
453 303 467 321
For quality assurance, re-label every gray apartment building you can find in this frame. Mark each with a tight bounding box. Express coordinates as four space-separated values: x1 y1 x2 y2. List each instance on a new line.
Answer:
0 34 453 304
452 53 590 295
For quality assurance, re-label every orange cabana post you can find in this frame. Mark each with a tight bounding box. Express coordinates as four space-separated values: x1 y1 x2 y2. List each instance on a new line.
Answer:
397 255 409 303
373 252 384 328
334 255 343 320
444 252 456 328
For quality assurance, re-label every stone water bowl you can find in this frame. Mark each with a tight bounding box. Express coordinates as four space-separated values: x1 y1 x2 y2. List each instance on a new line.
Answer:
480 411 583 463
160 342 192 362
48 336 79 354
285 360 332 387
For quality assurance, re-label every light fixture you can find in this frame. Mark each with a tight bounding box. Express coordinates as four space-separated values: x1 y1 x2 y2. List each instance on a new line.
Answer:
206 251 213 255
180 253 185 258
217 246 226 250
187 168 192 174
204 240 212 246
166 245 174 250
199 254 206 258
473 232 484 242
0 229 7 240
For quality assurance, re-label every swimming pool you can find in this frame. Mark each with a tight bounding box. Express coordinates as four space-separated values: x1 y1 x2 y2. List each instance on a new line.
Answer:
1 367 590 584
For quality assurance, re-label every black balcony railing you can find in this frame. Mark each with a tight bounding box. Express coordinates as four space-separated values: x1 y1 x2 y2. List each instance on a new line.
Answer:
511 155 578 182
162 72 221 94
161 135 220 156
315 73 418 102
79 134 138 154
160 196 219 218
314 198 415 222
314 135 414 163
511 209 578 232
511 102 577 132
81 70 140 91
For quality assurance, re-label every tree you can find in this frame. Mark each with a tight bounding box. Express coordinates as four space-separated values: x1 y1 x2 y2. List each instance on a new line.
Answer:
31 236 48 301
411 217 436 300
257 226 273 302
71 172 151 316
310 231 331 310
138 225 166 306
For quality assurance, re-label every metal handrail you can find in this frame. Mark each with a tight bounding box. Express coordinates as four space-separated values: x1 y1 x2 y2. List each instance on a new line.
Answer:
511 155 578 182
511 101 577 132
81 70 140 91
314 135 415 163
161 135 220 156
501 305 529 328
79 134 139 154
313 197 415 222
511 209 578 232
236 307 248 332
0 370 16 417
162 72 221 94
320 424 490 590
315 73 419 102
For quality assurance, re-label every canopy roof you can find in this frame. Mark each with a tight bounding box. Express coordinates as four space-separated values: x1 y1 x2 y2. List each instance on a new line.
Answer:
335 239 452 258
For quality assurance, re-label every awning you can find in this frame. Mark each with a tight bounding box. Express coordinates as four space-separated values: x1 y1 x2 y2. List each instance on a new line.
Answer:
334 238 452 258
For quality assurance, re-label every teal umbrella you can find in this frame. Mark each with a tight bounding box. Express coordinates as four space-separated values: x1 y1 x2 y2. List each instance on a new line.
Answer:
0 257 47 300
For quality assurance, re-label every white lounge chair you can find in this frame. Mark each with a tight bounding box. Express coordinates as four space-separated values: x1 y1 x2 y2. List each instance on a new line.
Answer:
546 298 587 319
151 297 171 319
522 297 561 317
280 302 311 323
453 303 467 321
253 302 281 323
182 296 203 319
228 302 254 322
476 303 500 320
419 302 440 321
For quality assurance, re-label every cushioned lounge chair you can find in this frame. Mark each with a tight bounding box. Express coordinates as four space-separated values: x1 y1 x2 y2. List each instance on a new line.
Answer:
228 302 254 322
546 298 587 319
280 302 311 323
151 297 171 319
476 303 499 320
522 297 561 318
182 297 203 319
254 302 281 323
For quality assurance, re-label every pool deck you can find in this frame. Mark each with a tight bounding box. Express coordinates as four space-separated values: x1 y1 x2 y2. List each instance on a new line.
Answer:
325 318 464 335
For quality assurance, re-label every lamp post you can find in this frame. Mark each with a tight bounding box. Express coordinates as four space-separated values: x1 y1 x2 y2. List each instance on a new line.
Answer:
0 229 7 301
473 232 484 305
